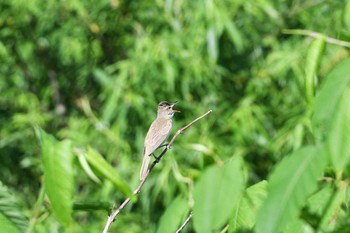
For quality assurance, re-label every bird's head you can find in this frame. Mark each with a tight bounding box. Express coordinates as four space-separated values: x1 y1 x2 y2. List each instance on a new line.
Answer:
157 101 180 118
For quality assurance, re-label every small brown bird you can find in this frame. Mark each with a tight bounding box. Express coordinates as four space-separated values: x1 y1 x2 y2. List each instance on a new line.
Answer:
140 101 180 180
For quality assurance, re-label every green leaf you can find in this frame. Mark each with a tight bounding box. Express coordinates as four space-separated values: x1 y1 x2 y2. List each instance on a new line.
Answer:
85 147 132 197
307 184 333 216
304 37 325 105
39 129 74 226
0 183 28 233
76 148 101 184
284 218 313 233
0 213 21 233
255 146 327 233
326 86 350 172
156 196 189 233
229 180 268 232
318 182 348 232
207 28 218 61
193 156 245 233
224 19 244 53
313 57 350 131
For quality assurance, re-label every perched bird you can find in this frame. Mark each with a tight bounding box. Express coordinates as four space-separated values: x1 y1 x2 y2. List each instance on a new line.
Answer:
140 101 179 180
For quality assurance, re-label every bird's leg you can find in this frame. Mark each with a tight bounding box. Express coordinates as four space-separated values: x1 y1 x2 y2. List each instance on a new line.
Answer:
152 153 160 163
158 143 168 148
152 144 169 163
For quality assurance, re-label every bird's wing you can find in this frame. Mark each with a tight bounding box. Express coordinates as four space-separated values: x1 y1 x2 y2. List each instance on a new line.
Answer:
144 118 172 156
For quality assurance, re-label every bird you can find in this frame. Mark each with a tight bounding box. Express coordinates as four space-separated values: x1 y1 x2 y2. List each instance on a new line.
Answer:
140 101 180 180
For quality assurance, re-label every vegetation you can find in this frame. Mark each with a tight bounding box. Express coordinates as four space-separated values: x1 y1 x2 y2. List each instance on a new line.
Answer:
1 0 350 232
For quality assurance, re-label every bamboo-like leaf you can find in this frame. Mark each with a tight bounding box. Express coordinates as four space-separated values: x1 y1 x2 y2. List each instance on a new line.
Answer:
229 180 267 232
326 86 350 172
156 196 189 233
85 147 132 196
304 37 325 105
0 183 28 233
255 146 327 233
193 156 245 233
207 28 218 61
40 129 74 226
76 149 101 184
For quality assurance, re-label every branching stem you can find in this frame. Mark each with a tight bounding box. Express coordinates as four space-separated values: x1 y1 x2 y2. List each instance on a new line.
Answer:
282 29 350 48
176 212 193 233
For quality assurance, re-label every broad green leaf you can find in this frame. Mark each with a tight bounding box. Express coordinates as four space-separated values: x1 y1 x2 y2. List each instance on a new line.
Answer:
284 218 313 233
156 196 189 233
0 183 28 233
193 156 245 233
85 147 132 197
304 37 325 105
0 213 21 233
229 180 268 232
326 86 350 172
255 146 327 233
307 184 333 216
313 57 350 131
318 182 348 232
40 129 74 226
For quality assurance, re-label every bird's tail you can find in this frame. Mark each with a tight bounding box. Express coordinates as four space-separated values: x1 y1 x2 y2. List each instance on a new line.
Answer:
140 154 151 180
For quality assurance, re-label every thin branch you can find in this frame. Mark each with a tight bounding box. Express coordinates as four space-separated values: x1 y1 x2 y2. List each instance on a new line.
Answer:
176 212 193 233
282 29 350 48
168 110 213 148
102 110 212 233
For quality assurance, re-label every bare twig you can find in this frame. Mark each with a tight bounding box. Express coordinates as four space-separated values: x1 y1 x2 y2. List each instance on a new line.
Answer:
176 212 193 233
282 29 350 48
102 110 212 233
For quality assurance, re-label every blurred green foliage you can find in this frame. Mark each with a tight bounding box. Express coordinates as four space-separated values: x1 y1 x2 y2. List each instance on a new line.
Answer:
1 0 350 232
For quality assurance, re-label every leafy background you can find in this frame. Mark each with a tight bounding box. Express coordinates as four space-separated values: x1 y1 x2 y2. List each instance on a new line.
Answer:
1 0 350 232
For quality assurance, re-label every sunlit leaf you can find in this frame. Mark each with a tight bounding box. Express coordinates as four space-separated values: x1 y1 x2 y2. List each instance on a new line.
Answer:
156 196 189 233
307 184 333 216
85 147 132 197
229 180 267 232
0 183 28 233
255 146 327 233
76 149 101 184
193 156 245 233
284 218 313 233
313 57 350 133
0 213 21 233
326 86 350 172
39 129 74 226
318 182 347 232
